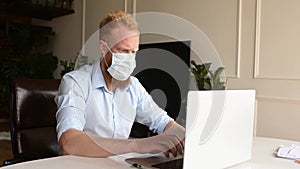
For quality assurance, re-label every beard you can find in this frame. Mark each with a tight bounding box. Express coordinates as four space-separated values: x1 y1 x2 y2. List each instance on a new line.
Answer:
111 77 131 90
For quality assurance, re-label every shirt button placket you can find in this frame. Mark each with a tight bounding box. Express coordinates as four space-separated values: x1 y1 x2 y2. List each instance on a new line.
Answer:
111 94 116 138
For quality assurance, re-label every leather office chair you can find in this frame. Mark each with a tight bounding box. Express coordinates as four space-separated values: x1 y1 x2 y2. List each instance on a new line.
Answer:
3 77 62 165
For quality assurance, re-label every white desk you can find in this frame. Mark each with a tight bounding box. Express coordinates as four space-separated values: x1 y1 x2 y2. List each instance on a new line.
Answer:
1 137 300 169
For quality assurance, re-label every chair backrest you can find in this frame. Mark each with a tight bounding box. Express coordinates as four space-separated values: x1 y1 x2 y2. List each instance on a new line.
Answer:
9 77 62 161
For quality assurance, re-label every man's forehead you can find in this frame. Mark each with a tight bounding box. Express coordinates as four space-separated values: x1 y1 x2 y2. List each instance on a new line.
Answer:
108 27 140 46
114 36 140 52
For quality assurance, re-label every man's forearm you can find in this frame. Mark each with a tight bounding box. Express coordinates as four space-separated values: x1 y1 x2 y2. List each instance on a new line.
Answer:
59 129 136 157
59 128 185 158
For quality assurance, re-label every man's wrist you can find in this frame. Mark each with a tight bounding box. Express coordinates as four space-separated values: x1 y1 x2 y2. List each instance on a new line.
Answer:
128 139 139 153
163 120 175 133
163 121 186 141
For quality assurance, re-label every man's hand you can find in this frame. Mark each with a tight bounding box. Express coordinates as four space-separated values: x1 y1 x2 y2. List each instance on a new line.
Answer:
163 139 185 158
133 121 186 157
133 134 184 157
162 121 186 157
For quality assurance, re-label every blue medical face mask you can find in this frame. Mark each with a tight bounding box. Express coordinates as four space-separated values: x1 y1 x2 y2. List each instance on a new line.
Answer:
104 43 136 81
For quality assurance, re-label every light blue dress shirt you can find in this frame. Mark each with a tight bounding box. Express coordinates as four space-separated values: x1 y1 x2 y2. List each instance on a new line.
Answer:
55 61 172 141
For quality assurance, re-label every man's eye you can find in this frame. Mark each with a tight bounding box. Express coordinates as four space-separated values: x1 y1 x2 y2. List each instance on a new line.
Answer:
122 49 132 53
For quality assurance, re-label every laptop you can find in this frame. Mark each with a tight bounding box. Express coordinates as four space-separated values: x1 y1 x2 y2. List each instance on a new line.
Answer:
126 90 256 169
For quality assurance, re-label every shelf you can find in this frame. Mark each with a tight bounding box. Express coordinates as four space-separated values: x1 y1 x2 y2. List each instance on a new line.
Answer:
0 22 53 40
7 2 75 20
9 22 53 32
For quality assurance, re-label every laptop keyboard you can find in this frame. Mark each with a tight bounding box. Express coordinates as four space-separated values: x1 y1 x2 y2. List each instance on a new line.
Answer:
152 158 183 169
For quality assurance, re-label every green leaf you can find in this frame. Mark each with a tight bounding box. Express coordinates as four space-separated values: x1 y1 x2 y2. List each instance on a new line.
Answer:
190 60 225 90
211 67 225 89
213 67 224 83
203 63 212 71
191 60 197 67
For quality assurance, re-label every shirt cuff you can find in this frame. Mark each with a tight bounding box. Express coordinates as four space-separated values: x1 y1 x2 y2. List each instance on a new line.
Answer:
150 114 174 134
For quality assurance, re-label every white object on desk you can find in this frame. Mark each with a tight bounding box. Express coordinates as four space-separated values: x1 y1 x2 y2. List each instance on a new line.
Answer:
277 145 300 160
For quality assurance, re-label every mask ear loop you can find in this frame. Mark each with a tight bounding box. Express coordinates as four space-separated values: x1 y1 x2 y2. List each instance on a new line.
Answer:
102 42 114 92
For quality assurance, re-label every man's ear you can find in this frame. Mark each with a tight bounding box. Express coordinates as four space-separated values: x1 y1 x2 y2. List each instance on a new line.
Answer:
99 40 107 56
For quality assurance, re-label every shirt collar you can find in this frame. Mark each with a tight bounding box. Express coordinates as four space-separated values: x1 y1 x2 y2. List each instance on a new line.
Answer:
91 60 133 92
92 60 106 89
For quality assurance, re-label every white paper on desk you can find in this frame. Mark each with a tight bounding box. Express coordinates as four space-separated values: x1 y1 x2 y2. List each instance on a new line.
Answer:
277 145 300 160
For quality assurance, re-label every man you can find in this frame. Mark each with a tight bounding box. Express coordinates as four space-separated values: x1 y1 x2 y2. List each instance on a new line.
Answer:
55 10 185 158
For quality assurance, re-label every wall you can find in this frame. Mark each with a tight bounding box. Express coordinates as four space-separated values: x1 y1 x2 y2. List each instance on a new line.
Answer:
85 0 126 42
250 0 300 141
82 0 300 141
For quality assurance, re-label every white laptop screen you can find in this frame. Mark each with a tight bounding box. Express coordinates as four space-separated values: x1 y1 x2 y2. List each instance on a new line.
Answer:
184 90 255 169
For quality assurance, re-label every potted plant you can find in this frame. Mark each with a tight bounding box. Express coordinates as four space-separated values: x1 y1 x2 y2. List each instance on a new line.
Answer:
190 60 226 90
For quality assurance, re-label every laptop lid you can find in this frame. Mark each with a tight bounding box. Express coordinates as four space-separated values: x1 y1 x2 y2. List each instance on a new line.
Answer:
184 90 255 169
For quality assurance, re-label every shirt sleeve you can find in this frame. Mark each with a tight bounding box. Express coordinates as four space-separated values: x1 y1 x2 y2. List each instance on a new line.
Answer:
55 74 87 141
132 78 173 134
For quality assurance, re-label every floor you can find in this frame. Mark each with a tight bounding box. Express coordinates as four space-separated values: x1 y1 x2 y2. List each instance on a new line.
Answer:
0 119 13 167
